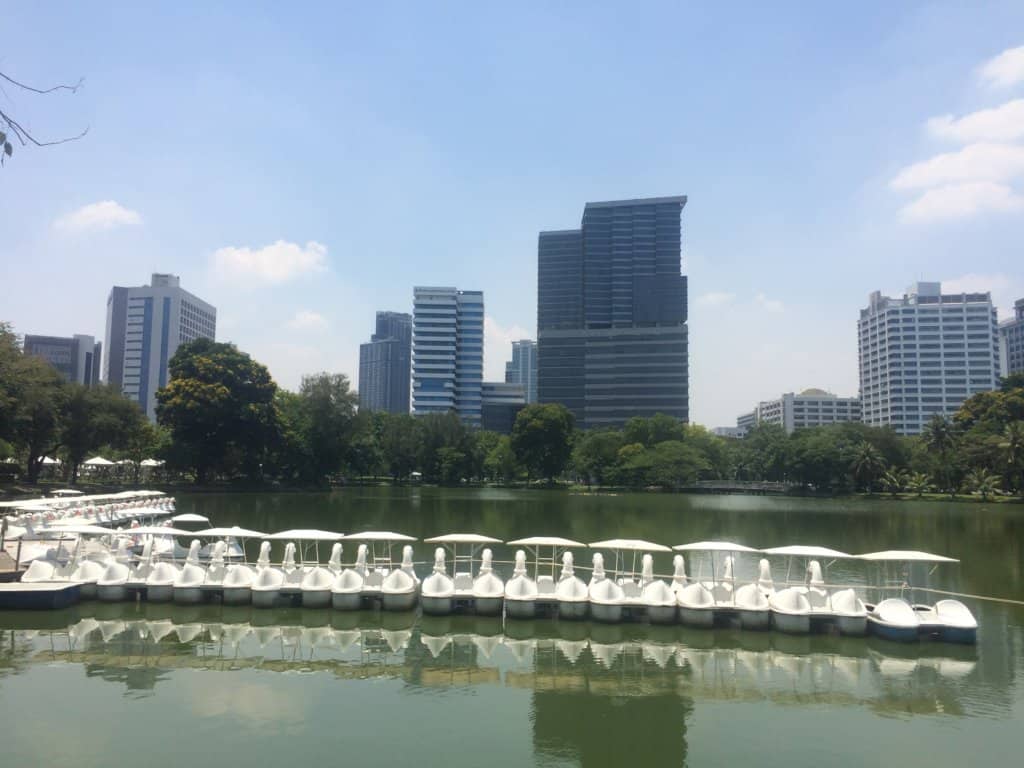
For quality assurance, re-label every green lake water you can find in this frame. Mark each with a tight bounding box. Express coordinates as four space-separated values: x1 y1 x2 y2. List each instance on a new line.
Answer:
1 488 1022 767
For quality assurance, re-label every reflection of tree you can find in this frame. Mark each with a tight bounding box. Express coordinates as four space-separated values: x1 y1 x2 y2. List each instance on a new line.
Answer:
0 629 36 679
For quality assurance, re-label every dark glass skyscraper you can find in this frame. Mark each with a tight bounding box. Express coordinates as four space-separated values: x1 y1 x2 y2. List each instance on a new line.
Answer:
537 196 689 428
358 311 412 414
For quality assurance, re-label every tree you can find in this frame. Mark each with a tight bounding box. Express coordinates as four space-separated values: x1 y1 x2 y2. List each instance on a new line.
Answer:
622 414 684 447
437 446 468 485
510 403 575 481
999 422 1024 493
850 442 886 493
0 71 88 166
905 471 931 498
571 429 624 486
484 435 519 482
346 412 385 480
965 468 1000 502
155 338 279 483
380 414 421 480
921 415 959 496
646 440 710 489
881 468 908 498
298 372 359 482
417 412 470 483
61 384 146 483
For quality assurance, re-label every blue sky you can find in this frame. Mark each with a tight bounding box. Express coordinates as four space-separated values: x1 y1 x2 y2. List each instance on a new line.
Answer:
3 1 1023 427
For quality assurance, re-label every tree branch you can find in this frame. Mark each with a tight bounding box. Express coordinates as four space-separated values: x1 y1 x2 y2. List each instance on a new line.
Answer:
0 108 89 147
0 72 84 95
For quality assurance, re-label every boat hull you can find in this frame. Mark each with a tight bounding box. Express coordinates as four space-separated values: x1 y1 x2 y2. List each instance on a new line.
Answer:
505 598 536 620
590 602 623 624
867 616 918 642
381 590 418 612
251 589 281 609
76 582 97 601
301 589 331 609
556 600 588 620
647 604 678 625
737 608 771 630
421 595 453 616
0 582 80 610
473 596 503 616
771 611 811 634
331 592 363 611
679 606 715 628
96 583 127 603
221 587 251 605
146 584 174 603
940 625 977 645
173 587 203 605
837 614 868 636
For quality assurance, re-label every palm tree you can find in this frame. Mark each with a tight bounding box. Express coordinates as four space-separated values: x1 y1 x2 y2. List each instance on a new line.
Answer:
905 471 931 498
921 415 959 496
850 442 886 493
966 468 1000 502
881 468 908 497
999 422 1024 494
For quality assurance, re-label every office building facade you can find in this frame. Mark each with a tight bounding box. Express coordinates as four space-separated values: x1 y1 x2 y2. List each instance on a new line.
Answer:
481 381 527 434
504 339 538 404
358 311 412 414
22 334 102 386
999 298 1024 377
745 389 861 434
104 273 216 421
537 196 689 429
412 287 484 426
858 282 1000 435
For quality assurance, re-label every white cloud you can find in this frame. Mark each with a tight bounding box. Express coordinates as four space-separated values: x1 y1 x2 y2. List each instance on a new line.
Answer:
696 291 736 307
212 240 328 284
900 181 1024 221
926 99 1024 143
890 143 1024 189
978 45 1024 89
287 310 328 330
942 273 1024 321
755 293 784 313
484 315 531 381
53 200 141 232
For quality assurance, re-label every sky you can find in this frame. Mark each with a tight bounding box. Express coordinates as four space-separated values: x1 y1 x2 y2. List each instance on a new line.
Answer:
2 1 1023 427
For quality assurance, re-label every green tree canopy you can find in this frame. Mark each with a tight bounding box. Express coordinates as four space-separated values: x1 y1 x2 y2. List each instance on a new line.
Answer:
511 403 575 480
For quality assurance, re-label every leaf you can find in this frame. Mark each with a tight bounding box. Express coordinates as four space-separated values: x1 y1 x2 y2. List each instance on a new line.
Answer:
3 142 11 157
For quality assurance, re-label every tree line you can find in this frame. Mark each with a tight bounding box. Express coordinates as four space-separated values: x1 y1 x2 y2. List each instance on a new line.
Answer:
3 327 1022 498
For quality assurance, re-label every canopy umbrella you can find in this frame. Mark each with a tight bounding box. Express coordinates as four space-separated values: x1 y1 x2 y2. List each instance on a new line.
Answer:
171 513 211 524
673 541 758 552
762 545 851 558
858 550 958 563
590 538 672 552
83 456 115 466
195 526 267 539
341 530 417 541
41 456 61 465
128 525 195 536
140 459 165 467
264 529 344 540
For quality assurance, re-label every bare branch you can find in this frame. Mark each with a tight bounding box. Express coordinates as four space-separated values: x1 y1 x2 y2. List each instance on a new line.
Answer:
1 109 89 147
0 72 84 95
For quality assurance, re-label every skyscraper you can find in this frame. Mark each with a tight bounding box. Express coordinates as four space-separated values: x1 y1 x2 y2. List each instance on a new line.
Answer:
358 311 412 414
412 287 484 426
104 273 216 421
22 334 102 386
537 196 689 428
504 339 538 404
999 298 1024 377
858 282 1000 435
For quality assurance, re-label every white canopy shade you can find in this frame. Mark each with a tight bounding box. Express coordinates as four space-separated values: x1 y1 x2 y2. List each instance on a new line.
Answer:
341 530 417 541
858 550 959 563
264 529 344 541
673 541 758 553
140 459 165 467
51 489 84 496
761 545 851 558
129 525 195 536
424 533 503 544
507 536 586 548
37 524 117 536
83 456 115 466
171 513 211 524
41 457 61 465
195 526 267 538
590 538 672 552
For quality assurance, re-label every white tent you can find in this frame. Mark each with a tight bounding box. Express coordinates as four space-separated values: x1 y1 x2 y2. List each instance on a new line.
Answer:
41 456 61 465
140 458 165 467
83 456 115 466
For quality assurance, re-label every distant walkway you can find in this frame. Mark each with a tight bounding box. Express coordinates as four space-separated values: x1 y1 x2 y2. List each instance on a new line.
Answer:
682 480 797 495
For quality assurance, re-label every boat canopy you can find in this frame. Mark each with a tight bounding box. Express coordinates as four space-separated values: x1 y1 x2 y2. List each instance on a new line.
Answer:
195 526 267 538
264 529 344 541
37 524 116 536
589 539 672 552
857 550 959 563
341 530 417 541
761 545 851 558
51 489 84 496
672 541 758 552
507 536 586 548
170 513 211 524
424 533 503 544
128 526 195 536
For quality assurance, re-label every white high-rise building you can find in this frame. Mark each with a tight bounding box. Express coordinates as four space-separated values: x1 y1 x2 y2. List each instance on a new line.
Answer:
412 287 483 426
858 282 1000 435
104 273 216 421
999 298 1024 377
751 389 861 434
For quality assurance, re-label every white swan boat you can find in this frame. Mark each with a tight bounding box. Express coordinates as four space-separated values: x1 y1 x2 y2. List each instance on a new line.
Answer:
331 543 365 611
504 550 538 619
506 536 587 619
259 529 342 607
867 597 921 642
222 539 268 605
858 550 977 644
302 542 342 608
423 533 504 614
473 548 505 616
145 554 181 603
673 541 760 627
196 527 265 605
173 540 206 604
252 542 298 608
639 554 677 624
732 559 772 630
555 551 589 620
340 531 418 607
96 540 135 602
762 545 863 634
587 553 625 623
420 547 455 615
381 545 420 611
589 539 673 622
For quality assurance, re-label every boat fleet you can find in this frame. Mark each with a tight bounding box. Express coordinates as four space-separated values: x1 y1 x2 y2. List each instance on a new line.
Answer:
0 505 978 645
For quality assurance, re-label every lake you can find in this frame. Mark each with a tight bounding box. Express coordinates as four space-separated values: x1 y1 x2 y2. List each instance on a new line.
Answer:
1 487 1022 767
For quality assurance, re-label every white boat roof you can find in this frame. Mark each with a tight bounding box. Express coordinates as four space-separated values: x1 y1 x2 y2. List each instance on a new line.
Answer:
170 513 211 523
589 538 672 552
195 526 267 538
507 536 586 548
129 526 196 536
672 541 758 552
761 545 851 558
264 529 344 541
424 533 503 544
858 550 959 563
37 524 115 536
51 489 84 496
341 530 417 541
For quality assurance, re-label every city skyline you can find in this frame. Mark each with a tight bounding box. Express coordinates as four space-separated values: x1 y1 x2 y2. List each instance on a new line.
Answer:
3 5 1024 426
